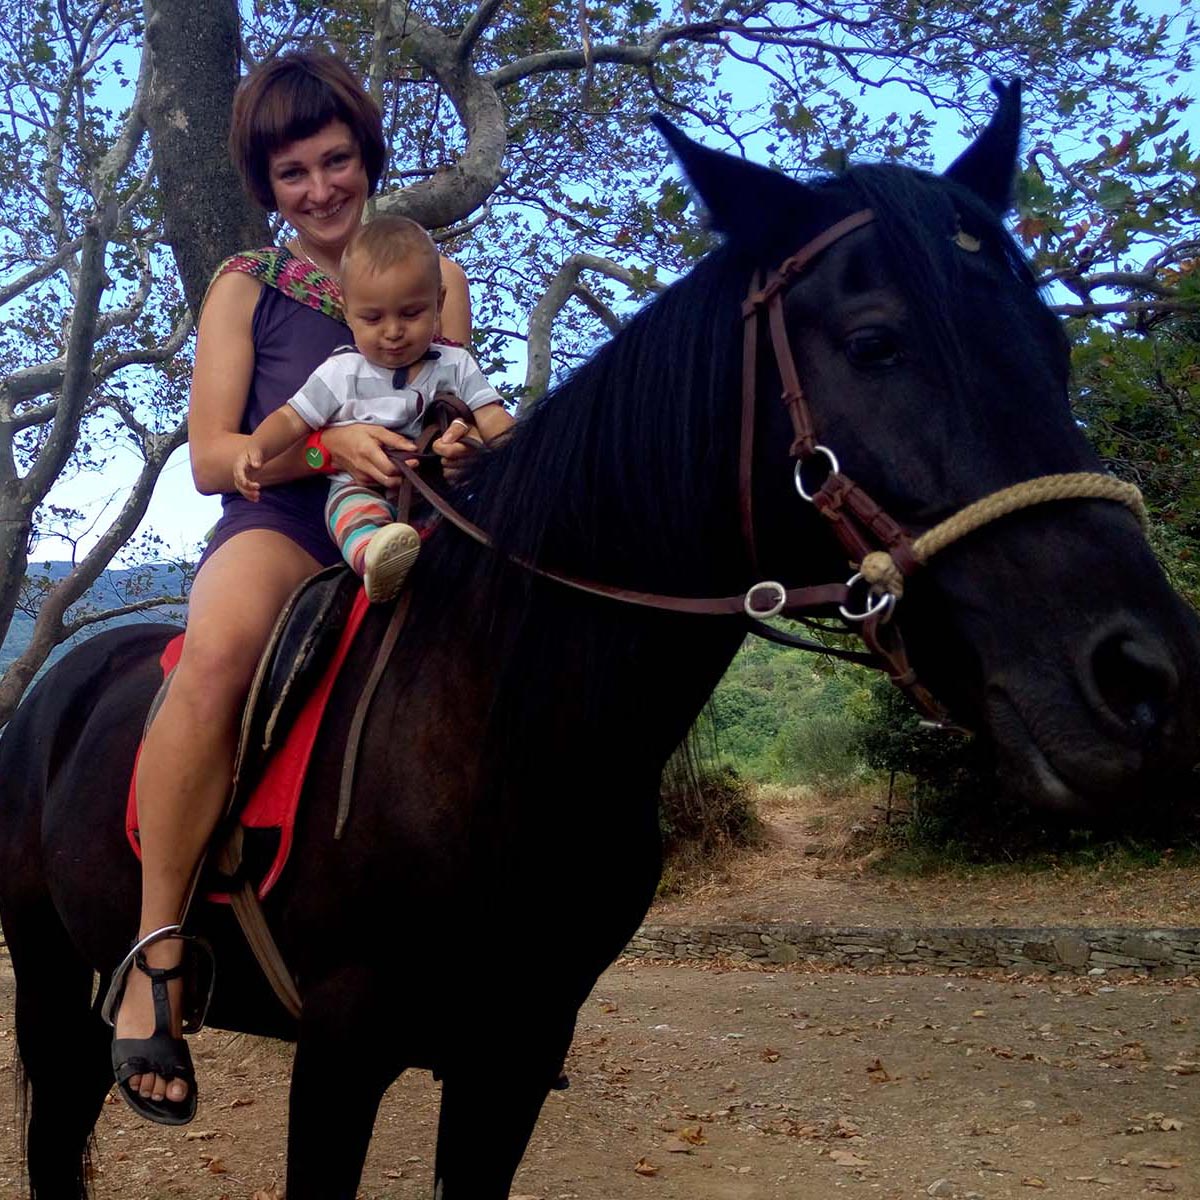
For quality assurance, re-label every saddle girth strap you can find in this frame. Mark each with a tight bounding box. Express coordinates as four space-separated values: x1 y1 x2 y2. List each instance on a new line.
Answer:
214 827 302 1019
336 590 415 839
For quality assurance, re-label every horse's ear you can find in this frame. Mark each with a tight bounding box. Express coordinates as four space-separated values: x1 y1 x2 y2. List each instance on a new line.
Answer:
651 114 808 242
944 79 1022 214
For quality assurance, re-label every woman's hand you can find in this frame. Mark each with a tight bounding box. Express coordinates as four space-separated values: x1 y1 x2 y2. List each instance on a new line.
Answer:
431 403 513 482
320 423 416 489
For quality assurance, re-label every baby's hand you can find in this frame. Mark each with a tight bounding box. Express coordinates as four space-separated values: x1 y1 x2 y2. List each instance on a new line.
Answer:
432 417 476 483
233 446 264 502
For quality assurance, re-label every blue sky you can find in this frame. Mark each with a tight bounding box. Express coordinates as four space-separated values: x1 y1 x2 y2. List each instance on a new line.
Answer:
26 2 1199 567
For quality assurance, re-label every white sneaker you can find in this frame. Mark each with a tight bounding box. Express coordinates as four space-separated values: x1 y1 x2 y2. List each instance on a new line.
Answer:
363 523 421 603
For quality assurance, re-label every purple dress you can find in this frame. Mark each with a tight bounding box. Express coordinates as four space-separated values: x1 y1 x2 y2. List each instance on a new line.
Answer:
200 282 350 569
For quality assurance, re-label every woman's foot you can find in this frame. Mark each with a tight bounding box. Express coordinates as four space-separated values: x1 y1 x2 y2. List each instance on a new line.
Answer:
363 522 421 602
110 936 195 1121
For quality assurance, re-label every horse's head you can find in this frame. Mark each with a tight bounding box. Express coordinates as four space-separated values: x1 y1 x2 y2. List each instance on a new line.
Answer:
657 85 1200 813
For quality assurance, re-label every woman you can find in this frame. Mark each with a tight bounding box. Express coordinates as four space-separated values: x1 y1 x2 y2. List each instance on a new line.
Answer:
108 51 488 1124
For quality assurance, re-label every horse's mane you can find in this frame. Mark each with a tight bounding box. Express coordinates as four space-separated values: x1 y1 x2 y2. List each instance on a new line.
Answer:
392 154 1045 841
414 159 1038 623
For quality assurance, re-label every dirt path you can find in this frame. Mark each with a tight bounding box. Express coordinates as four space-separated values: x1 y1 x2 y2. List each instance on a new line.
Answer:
1 955 1197 1200
653 794 1200 929
3 796 1198 1198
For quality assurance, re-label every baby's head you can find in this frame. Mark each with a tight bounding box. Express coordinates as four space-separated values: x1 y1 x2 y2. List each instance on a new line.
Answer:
340 215 444 372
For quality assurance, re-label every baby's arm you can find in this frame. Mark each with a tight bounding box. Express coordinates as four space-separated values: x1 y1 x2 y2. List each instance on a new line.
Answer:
472 402 515 443
232 405 313 501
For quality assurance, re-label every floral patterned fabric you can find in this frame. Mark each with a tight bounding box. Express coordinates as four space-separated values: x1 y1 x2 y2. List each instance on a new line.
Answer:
209 245 345 321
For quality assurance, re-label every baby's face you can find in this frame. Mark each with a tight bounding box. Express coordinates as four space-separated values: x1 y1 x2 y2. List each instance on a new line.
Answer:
343 258 444 373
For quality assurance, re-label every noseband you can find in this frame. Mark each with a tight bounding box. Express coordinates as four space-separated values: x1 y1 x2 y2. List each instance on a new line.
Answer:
734 208 1146 717
395 211 1145 723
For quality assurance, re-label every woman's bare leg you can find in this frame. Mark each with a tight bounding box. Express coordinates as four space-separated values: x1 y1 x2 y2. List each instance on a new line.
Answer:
115 530 321 1106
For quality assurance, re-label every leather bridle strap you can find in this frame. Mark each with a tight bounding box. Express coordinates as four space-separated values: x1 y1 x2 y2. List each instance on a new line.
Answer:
378 210 1146 728
392 457 851 617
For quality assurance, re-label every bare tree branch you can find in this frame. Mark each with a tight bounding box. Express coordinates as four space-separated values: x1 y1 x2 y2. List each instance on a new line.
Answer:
61 592 187 639
0 412 187 722
524 253 664 404
572 282 621 335
457 0 506 58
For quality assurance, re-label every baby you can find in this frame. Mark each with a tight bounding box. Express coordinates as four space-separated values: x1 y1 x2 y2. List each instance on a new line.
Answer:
233 215 509 601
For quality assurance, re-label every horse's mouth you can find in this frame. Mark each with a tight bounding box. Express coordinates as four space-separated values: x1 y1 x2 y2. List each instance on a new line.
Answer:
984 689 1094 812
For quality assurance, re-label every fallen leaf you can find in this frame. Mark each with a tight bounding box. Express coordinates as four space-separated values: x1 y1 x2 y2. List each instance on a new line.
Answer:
866 1058 892 1083
229 1095 255 1109
204 1158 227 1175
1141 1160 1182 1170
761 1047 781 1063
633 1157 659 1177
829 1149 869 1167
1020 1177 1047 1188
185 1130 219 1141
677 1125 707 1146
833 1117 861 1139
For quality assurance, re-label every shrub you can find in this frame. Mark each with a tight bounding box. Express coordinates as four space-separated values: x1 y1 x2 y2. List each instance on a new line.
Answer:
658 759 761 890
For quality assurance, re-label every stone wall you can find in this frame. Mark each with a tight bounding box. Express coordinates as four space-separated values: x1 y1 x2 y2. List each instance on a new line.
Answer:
624 923 1200 977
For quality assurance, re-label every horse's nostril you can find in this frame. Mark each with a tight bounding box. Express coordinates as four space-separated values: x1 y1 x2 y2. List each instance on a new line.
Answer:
1088 630 1177 740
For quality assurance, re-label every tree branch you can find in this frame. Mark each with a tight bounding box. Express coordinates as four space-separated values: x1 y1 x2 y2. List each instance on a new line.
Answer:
458 0 506 58
23 208 112 499
0 411 187 723
524 253 663 404
61 592 187 639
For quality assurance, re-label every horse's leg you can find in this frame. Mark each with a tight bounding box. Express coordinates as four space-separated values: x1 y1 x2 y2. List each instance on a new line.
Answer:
283 968 400 1200
6 902 112 1198
432 1012 576 1199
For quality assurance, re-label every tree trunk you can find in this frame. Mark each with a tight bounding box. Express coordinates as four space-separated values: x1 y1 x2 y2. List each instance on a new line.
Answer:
142 0 269 316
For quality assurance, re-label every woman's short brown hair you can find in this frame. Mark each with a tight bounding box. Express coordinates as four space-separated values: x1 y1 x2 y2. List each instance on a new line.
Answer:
229 50 385 211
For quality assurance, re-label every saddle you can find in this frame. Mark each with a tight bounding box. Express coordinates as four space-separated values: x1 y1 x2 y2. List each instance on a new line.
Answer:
127 566 370 901
126 390 478 1016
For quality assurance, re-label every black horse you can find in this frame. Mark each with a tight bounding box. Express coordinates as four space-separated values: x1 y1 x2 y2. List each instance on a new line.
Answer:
3 87 1199 1198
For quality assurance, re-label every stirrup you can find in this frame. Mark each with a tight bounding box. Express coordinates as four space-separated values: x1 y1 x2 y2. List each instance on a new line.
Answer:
101 923 216 1034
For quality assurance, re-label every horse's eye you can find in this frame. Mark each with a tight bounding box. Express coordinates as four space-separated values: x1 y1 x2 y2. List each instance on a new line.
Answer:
843 329 903 370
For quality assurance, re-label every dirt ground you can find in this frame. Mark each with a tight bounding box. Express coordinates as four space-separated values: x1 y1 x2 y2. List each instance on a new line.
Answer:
1 794 1197 1200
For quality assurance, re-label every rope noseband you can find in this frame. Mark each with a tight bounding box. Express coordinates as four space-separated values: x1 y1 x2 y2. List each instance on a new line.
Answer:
737 209 1145 718
395 211 1145 723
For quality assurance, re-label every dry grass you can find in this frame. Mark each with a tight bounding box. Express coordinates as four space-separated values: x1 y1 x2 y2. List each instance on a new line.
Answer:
653 781 1200 928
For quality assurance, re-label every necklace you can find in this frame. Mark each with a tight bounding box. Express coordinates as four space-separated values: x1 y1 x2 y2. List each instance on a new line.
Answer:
294 235 338 280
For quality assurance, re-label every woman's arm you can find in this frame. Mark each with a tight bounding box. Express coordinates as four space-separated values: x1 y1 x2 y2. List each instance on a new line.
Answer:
187 271 261 495
438 255 471 345
431 401 515 480
188 271 316 494
472 402 515 443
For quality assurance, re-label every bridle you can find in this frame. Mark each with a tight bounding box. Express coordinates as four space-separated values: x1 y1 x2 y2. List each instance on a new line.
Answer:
395 208 1146 723
236 206 1147 1021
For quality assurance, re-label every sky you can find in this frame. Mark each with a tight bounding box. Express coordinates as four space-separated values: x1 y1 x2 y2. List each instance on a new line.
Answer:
24 0 1200 568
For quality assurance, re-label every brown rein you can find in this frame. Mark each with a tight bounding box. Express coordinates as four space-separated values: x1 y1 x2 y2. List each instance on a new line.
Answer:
396 212 1146 717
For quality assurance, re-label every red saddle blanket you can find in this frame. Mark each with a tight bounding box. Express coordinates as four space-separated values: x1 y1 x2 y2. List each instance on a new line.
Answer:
125 587 371 901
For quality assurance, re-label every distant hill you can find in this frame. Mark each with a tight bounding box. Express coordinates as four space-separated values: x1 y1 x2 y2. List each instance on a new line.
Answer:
1 561 190 678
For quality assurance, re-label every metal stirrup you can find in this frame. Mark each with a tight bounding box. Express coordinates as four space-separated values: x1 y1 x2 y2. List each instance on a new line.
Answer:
100 923 184 1027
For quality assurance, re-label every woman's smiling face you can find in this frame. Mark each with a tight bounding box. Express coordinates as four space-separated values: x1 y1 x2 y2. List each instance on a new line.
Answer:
268 119 368 257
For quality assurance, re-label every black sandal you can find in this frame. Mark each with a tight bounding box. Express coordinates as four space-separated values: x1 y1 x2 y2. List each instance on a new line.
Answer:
102 925 214 1127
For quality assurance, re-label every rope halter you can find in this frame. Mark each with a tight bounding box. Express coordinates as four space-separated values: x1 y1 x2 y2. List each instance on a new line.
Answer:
856 472 1148 603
